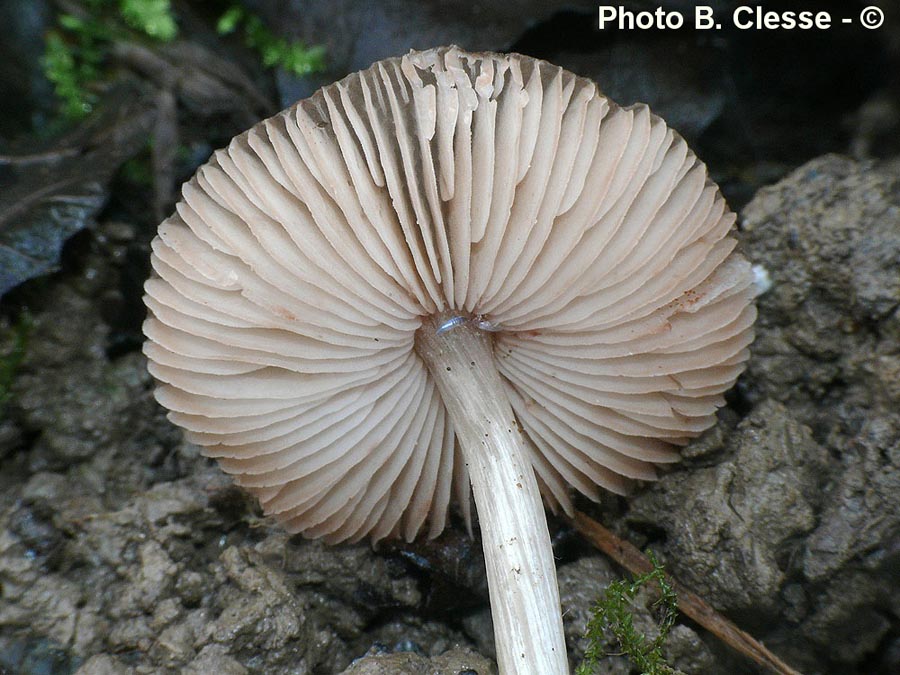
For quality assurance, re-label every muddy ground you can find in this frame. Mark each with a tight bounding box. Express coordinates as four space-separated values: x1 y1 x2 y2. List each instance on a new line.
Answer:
1 2 898 674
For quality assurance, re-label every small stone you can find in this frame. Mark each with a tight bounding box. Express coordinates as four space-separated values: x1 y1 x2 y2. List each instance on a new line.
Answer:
183 644 248 675
75 654 134 675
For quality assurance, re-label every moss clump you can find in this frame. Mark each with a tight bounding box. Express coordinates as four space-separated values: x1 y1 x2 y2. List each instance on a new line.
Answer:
216 4 326 77
42 0 178 119
577 552 678 675
119 0 178 40
42 0 325 120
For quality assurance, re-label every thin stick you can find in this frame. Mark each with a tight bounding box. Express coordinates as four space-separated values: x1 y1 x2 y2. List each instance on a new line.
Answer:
571 510 803 675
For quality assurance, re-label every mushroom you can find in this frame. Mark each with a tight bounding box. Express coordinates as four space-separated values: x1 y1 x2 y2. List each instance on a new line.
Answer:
143 46 756 674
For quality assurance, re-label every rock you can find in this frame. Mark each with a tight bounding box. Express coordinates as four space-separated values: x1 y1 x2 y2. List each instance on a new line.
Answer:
803 416 900 582
183 644 249 675
13 306 151 465
743 155 900 325
666 624 717 674
460 608 495 661
741 156 900 428
269 535 422 618
0 635 79 675
75 654 134 675
556 556 620 666
339 645 494 675
628 401 828 614
201 545 309 653
738 157 900 671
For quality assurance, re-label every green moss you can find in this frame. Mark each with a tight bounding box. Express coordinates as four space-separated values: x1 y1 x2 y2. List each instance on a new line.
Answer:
42 0 176 120
42 1 324 121
215 4 326 77
215 5 245 35
576 552 678 675
42 30 97 119
119 0 178 41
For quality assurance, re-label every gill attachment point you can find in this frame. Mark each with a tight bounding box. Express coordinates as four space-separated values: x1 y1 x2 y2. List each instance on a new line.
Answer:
435 315 502 335
436 316 467 335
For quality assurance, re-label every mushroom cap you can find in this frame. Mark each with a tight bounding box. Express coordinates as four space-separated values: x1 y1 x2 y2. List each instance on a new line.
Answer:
143 46 756 543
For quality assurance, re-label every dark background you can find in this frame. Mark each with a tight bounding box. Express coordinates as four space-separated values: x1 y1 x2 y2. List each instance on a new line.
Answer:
2 0 898 319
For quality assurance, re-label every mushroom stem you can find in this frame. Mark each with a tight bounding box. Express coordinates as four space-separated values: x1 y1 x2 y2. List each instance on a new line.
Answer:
415 314 568 675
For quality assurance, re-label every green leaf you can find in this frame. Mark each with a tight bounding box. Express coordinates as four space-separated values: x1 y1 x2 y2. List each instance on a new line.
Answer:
216 5 244 35
58 14 86 31
119 0 178 41
241 13 325 76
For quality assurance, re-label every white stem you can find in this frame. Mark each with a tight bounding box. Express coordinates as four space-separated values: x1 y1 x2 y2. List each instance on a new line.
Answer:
415 315 568 675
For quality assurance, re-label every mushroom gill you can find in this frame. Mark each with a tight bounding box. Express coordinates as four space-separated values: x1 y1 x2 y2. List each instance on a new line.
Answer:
143 46 756 674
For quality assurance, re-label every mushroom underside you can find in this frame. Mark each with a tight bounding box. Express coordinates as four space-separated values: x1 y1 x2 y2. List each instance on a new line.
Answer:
143 45 756 674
